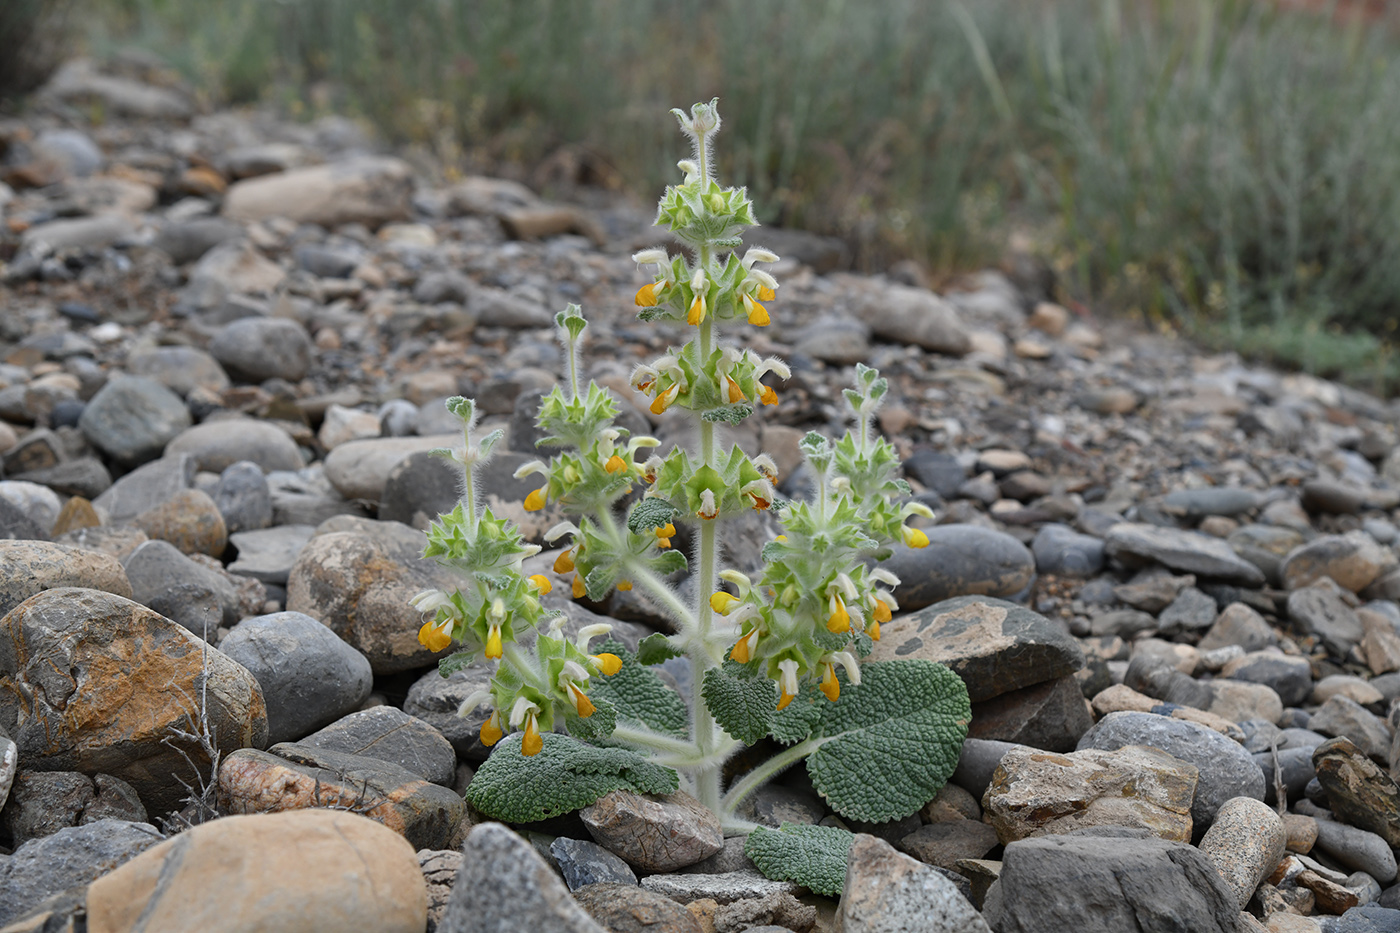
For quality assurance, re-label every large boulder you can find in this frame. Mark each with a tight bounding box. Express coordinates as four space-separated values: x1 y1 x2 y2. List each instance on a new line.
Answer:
0 587 268 814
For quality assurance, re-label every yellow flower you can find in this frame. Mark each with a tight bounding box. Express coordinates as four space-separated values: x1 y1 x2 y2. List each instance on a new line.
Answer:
868 619 881 641
651 382 680 415
572 574 585 599
524 487 547 511
591 652 623 675
873 597 892 623
901 525 930 549
604 454 628 474
635 280 665 306
687 290 707 326
522 714 542 756
566 681 596 718
776 659 799 710
484 623 503 660
758 285 776 302
529 574 553 595
616 579 632 591
827 594 851 634
710 591 740 615
730 628 759 664
722 373 745 403
820 662 841 702
758 384 778 407
743 292 769 326
554 550 575 573
417 618 453 653
480 711 504 747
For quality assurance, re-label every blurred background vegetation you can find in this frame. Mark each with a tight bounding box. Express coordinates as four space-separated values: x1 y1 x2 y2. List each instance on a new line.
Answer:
6 0 1400 392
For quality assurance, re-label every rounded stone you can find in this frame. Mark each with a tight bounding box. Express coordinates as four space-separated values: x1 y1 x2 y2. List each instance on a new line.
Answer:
1313 817 1398 884
218 611 374 745
85 810 427 933
573 883 701 933
212 460 273 534
1031 523 1105 578
125 345 231 398
78 375 192 465
1197 796 1287 909
209 317 313 383
0 539 132 619
880 525 1035 612
0 587 267 814
122 538 239 630
165 418 304 473
130 487 228 557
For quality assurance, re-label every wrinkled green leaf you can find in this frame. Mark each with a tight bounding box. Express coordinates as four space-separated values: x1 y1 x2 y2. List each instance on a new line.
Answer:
745 823 854 897
437 651 477 678
628 498 682 534
702 667 775 745
465 732 679 822
562 696 617 741
584 640 688 737
701 404 753 425
803 660 970 823
636 632 683 665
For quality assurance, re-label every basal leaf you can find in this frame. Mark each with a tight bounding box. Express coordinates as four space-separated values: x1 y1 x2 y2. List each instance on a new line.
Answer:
465 732 679 822
745 823 854 897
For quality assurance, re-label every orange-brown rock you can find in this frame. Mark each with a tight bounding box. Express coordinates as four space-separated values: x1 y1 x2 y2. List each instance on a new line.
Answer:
50 496 100 537
218 744 466 850
130 488 227 557
86 810 427 933
0 587 267 813
0 541 132 618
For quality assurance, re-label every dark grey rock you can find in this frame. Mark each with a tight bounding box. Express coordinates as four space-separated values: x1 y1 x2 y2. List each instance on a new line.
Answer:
968 673 1095 752
296 244 362 278
228 524 315 585
2 771 146 846
1104 522 1267 586
14 458 113 500
1253 747 1316 805
903 449 967 499
1314 818 1398 884
1198 602 1278 653
1222 651 1313 707
549 838 638 890
0 497 49 540
952 738 1027 798
437 822 608 933
1090 609 1158 639
1161 487 1263 519
218 610 374 744
154 216 243 264
404 663 496 760
1310 695 1392 761
1320 904 1400 932
212 460 273 534
1290 582 1366 658
868 595 1084 702
209 317 313 383
0 819 165 928
379 449 461 528
879 525 1035 612
78 375 192 466
983 832 1241 933
92 453 197 524
1031 524 1105 578
1077 710 1266 827
1157 586 1219 636
299 706 454 785
122 538 240 629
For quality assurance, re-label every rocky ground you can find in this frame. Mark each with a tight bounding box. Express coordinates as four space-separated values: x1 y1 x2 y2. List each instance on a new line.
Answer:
2 56 1400 933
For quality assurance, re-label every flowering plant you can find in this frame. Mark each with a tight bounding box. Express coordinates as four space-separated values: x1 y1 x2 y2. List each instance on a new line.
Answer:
411 101 969 878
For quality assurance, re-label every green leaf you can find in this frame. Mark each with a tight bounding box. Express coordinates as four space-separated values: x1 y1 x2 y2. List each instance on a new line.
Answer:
563 696 617 740
636 632 683 665
745 823 854 897
804 660 970 823
650 549 689 576
768 679 824 745
701 667 775 745
465 732 679 822
437 651 477 678
702 404 753 425
584 640 689 737
628 498 681 534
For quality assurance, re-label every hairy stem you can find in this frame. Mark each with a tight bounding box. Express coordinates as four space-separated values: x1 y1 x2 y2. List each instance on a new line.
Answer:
719 737 824 818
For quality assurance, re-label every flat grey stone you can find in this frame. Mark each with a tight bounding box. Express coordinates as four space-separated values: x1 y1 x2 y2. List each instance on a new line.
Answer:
640 869 801 905
549 837 638 890
93 454 197 524
0 819 165 928
78 375 192 466
299 706 454 785
228 524 315 584
1104 523 1266 586
880 526 1035 612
